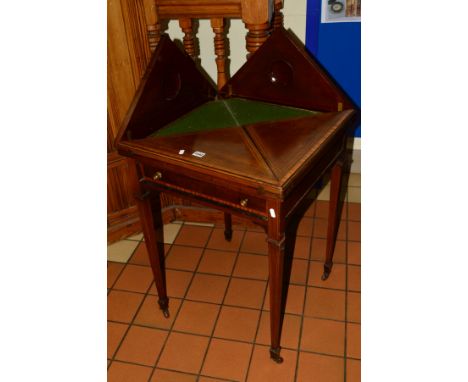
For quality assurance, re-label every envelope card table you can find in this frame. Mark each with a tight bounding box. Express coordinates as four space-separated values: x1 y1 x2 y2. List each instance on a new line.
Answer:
116 27 357 363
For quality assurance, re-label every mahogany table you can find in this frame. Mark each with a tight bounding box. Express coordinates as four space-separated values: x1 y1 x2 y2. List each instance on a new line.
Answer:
117 27 357 363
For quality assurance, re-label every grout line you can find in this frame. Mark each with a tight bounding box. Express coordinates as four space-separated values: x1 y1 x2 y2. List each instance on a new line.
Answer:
244 249 272 380
196 225 248 381
146 221 213 382
293 207 316 382
107 239 147 370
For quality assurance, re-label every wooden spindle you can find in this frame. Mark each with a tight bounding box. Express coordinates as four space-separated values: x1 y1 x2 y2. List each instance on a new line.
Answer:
147 23 161 52
273 0 284 29
211 18 228 89
179 18 196 59
245 22 269 58
143 0 161 52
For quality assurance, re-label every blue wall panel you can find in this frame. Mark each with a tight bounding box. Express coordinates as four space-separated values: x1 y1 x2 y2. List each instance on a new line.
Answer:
305 0 361 137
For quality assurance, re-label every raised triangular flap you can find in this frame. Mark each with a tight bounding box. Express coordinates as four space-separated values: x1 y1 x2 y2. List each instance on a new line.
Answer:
244 110 355 182
219 27 355 112
116 34 216 142
134 127 277 183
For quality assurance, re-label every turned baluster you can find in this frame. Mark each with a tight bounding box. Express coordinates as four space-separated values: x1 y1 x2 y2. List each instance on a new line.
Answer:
143 0 161 52
245 22 270 58
211 18 228 89
273 0 284 29
179 18 197 59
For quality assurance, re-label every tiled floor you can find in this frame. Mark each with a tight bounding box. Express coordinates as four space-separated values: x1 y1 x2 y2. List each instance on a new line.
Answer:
108 174 360 382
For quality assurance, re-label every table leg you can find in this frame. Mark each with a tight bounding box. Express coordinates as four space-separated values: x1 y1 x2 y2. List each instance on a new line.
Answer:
129 162 169 317
223 213 232 241
266 201 287 363
322 159 345 281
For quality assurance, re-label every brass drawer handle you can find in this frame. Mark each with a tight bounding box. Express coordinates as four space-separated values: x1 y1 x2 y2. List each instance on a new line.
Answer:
240 198 248 207
153 171 162 180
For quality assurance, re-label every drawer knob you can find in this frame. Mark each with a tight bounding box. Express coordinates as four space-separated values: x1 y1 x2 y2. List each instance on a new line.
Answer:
153 171 162 180
240 198 248 207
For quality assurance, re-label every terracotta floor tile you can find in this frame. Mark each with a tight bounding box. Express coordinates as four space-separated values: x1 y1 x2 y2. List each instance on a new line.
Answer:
107 290 144 323
158 332 209 374
201 338 252 381
315 200 330 219
255 311 301 349
313 218 328 239
313 219 346 241
296 352 344 382
347 187 361 203
240 231 268 255
197 249 237 276
247 345 297 382
113 264 154 293
206 228 245 252
107 361 153 382
150 369 197 382
310 239 346 264
213 306 260 342
297 217 314 236
290 258 308 284
129 242 172 266
165 245 203 272
264 284 305 315
174 225 212 247
134 295 182 330
107 322 128 359
304 287 346 321
348 202 361 221
308 262 346 290
107 240 139 263
300 317 345 356
224 278 267 309
305 201 316 217
128 242 171 267
348 221 361 242
173 300 220 336
347 265 361 292
108 262 124 289
337 221 347 240
347 292 361 323
347 323 361 359
148 269 193 299
348 173 360 187
293 236 311 259
115 325 168 366
186 274 229 304
233 253 268 280
129 242 150 266
198 377 226 382
348 242 361 265
346 359 361 382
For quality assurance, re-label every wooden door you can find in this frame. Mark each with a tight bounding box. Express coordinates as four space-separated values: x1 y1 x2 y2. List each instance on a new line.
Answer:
107 0 152 243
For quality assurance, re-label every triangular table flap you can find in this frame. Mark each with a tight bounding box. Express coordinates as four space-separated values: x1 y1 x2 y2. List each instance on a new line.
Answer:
116 34 216 142
244 110 355 182
219 27 355 113
133 126 278 183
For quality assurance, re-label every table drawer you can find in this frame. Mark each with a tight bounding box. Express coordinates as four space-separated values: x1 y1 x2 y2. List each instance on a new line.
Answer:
141 164 267 214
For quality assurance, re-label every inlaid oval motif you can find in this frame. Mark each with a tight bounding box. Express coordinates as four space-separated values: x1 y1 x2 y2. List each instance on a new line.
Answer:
268 60 293 87
162 69 182 101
